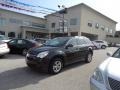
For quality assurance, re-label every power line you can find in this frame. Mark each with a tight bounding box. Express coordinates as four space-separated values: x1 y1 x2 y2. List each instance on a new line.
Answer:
0 0 64 19
6 0 57 12
37 6 57 12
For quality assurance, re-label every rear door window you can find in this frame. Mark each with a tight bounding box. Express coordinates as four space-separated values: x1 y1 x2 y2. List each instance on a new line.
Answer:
95 41 103 43
67 38 77 46
9 39 17 45
17 40 26 44
84 38 92 44
77 38 86 45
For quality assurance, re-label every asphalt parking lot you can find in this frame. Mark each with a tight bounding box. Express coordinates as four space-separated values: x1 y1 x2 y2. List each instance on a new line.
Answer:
0 47 118 90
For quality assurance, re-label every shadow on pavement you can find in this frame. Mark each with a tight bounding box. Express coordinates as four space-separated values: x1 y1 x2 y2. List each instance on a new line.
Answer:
0 67 51 90
63 61 86 72
0 59 86 90
0 54 24 60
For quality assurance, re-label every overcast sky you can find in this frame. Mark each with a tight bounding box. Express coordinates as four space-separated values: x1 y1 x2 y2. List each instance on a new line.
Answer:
16 0 120 30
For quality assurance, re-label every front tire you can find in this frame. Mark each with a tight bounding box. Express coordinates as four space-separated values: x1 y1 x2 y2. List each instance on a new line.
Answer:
22 49 28 56
101 45 106 49
85 53 92 63
49 58 63 74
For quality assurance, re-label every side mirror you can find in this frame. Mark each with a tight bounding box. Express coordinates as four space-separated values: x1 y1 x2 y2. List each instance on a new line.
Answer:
65 44 73 49
107 52 112 57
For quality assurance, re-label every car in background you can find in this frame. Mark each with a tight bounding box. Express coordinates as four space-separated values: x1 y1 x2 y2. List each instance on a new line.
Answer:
94 40 108 49
90 48 120 90
7 39 40 56
0 41 10 57
34 38 50 46
26 36 93 74
92 41 101 49
0 35 10 43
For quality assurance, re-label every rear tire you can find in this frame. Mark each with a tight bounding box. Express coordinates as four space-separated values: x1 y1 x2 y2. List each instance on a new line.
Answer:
85 53 92 63
48 58 63 74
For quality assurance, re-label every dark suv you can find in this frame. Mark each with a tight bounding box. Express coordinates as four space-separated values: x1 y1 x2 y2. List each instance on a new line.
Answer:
26 36 93 74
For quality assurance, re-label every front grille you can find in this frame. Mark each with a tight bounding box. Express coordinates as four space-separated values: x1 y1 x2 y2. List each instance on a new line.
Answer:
108 77 120 90
28 50 38 55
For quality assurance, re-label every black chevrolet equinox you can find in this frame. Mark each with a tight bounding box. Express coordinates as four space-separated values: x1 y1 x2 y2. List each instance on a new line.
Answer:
26 36 93 74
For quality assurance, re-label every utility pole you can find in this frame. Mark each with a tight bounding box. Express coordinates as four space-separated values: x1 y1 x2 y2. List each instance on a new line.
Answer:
58 5 67 36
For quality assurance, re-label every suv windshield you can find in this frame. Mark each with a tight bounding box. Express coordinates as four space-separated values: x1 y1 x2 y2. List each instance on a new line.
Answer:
44 37 70 47
112 49 120 58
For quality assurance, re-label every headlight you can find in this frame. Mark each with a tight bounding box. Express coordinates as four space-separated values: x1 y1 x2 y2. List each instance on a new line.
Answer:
37 51 49 58
92 68 104 83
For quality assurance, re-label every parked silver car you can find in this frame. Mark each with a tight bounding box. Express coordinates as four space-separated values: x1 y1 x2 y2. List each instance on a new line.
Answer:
94 40 108 49
90 48 120 90
0 41 10 56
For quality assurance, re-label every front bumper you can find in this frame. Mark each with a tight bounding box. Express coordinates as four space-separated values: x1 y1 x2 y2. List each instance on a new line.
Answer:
25 55 50 72
90 77 107 90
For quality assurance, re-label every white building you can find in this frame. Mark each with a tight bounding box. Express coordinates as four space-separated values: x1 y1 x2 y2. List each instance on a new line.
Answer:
46 3 117 40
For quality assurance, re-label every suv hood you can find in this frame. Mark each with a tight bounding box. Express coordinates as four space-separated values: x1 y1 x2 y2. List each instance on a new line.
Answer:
99 57 120 80
29 46 58 54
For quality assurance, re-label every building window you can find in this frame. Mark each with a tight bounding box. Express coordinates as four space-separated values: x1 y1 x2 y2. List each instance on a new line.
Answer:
59 20 68 32
95 23 99 29
32 22 46 28
106 35 113 37
9 18 22 24
17 33 22 38
0 31 5 35
51 23 55 28
8 32 15 38
70 32 78 36
101 25 105 30
0 18 7 26
106 27 109 32
88 23 92 27
70 18 77 25
23 21 31 26
59 20 68 27
109 29 113 33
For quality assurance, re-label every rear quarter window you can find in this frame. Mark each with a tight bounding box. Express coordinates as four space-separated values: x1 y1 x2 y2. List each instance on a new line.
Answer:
83 38 92 44
77 38 87 45
95 41 103 43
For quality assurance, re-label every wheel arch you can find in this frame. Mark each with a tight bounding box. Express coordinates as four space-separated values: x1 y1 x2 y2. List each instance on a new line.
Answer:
50 55 66 66
88 48 93 55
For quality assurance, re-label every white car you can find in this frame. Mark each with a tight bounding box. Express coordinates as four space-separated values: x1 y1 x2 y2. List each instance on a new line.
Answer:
92 41 101 49
90 48 120 90
94 40 108 49
0 41 10 56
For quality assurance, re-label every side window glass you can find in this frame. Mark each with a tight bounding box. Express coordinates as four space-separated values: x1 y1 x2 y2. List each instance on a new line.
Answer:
17 40 26 44
68 39 77 46
77 38 86 45
84 38 92 44
95 41 103 43
22 40 27 44
17 40 23 44
9 40 16 44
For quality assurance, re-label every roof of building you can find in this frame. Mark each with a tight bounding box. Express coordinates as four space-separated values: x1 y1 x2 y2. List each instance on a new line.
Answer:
0 8 46 20
0 3 117 24
46 3 117 24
